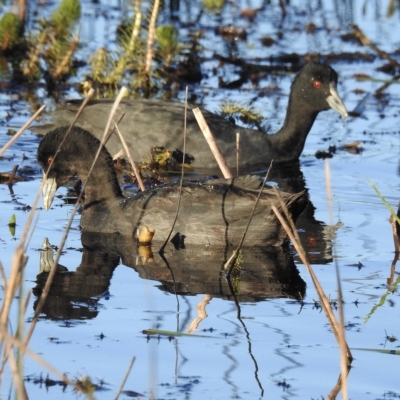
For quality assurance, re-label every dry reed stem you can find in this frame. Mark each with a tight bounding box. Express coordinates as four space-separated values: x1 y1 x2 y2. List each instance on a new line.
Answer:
0 105 46 157
192 107 233 179
186 295 213 333
112 149 125 160
325 159 349 400
390 212 400 253
25 88 127 346
7 165 19 189
387 251 399 286
272 186 298 235
387 200 400 285
113 356 136 400
0 178 44 378
159 87 189 253
327 372 350 400
0 247 26 330
236 132 239 177
113 122 145 191
103 111 126 148
24 204 77 346
325 159 334 223
44 88 95 174
100 87 128 144
0 183 44 386
0 325 77 388
0 262 7 293
351 24 400 69
375 74 400 96
145 0 160 75
0 88 96 398
7 345 27 400
224 164 272 274
130 0 142 51
271 202 352 362
2 89 95 344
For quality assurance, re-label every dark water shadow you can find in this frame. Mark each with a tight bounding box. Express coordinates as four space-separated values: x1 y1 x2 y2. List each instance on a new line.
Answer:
33 232 306 321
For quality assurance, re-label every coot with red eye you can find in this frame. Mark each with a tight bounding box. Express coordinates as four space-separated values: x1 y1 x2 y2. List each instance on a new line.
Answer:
37 126 308 247
35 62 347 170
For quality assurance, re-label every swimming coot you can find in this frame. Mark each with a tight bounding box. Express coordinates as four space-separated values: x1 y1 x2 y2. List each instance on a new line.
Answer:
37 126 308 247
35 62 347 170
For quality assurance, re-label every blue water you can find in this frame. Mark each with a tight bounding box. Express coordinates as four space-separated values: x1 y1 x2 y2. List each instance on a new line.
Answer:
1 0 400 399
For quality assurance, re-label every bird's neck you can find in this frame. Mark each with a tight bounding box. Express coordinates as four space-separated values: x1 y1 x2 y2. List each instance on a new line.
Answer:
80 152 124 207
268 101 318 161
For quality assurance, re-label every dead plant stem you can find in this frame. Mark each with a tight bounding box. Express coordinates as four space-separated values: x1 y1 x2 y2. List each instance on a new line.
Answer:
271 203 352 362
225 163 273 274
325 159 349 400
193 107 232 179
159 86 188 253
145 0 160 75
113 357 136 400
25 88 126 346
0 105 46 157
351 24 400 69
113 122 145 191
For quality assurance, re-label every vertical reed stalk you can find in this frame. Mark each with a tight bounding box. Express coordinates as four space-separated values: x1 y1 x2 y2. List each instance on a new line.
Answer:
130 0 142 52
145 0 160 75
325 159 348 400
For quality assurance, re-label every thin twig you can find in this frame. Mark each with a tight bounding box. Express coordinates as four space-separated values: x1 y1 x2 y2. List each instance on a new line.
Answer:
7 165 19 189
114 357 136 400
7 344 28 400
0 325 76 388
375 74 400 96
104 113 126 149
100 87 128 144
24 88 126 347
387 251 399 286
192 107 233 179
390 214 400 253
0 262 7 293
186 295 213 333
351 24 400 69
271 202 353 363
225 162 273 275
46 88 95 173
0 105 46 157
159 87 189 254
113 122 145 191
236 132 239 177
325 158 348 400
145 0 160 75
114 121 146 192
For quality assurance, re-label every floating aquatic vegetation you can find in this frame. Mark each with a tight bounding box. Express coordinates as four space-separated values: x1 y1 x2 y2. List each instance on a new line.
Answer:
203 0 226 13
220 101 265 127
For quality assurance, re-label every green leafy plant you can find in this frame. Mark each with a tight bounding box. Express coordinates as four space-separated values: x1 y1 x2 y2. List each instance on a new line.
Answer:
203 0 226 13
0 13 21 52
8 214 16 236
20 0 81 82
156 24 179 68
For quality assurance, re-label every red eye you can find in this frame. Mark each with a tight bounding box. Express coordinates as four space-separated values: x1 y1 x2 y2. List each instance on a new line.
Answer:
313 80 322 89
47 156 54 165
